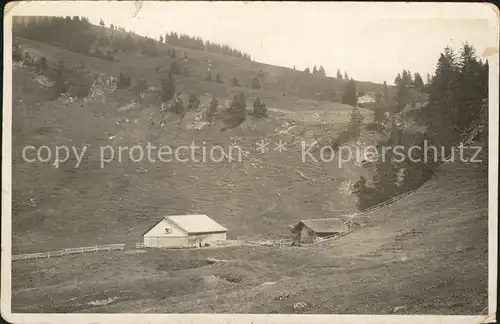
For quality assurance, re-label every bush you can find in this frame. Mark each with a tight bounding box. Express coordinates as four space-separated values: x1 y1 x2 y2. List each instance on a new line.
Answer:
71 75 92 99
188 93 200 110
106 50 115 61
207 97 218 120
161 73 175 101
251 76 261 89
252 98 268 118
170 61 180 75
215 73 223 84
23 51 33 65
12 44 23 62
50 60 67 100
35 56 48 73
231 77 240 87
205 70 212 82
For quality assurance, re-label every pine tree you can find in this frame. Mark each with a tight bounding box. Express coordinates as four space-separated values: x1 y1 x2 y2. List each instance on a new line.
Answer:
312 65 318 75
337 69 343 79
117 72 131 89
426 46 460 144
413 72 424 89
373 92 385 125
207 97 218 121
251 76 261 89
170 61 180 75
373 159 399 202
35 56 48 73
304 67 310 73
159 35 164 43
215 73 223 84
253 98 268 118
383 81 389 102
188 93 200 110
231 76 240 87
456 42 486 131
344 71 349 80
51 60 67 100
161 72 176 101
99 18 105 27
318 65 326 77
396 70 411 112
347 106 363 139
205 70 212 82
222 92 246 131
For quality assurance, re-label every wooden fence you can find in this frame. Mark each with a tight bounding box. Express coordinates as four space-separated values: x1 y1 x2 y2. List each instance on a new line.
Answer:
306 228 356 246
12 244 126 261
344 189 416 224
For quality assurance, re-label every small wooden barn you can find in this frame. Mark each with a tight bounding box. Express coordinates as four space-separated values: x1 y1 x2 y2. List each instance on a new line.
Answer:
143 214 228 248
290 218 347 243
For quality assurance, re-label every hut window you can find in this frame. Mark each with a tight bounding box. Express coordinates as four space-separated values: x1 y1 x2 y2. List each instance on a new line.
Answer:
165 228 172 234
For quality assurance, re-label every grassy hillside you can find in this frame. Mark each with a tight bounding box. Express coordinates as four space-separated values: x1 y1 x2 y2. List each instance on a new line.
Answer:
12 44 384 253
10 25 488 315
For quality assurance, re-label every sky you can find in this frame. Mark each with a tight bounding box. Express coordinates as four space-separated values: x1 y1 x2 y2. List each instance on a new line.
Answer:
7 1 498 84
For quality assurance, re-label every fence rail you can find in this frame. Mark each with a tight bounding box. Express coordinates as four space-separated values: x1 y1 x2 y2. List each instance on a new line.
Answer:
12 244 125 261
344 189 416 224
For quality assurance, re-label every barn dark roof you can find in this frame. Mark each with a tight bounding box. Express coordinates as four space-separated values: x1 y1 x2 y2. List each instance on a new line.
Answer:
290 218 347 234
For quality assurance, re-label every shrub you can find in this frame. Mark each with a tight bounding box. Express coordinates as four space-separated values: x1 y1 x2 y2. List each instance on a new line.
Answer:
252 98 268 118
23 51 33 65
251 76 261 89
221 92 246 131
188 93 200 110
161 72 176 102
205 70 212 82
171 93 184 114
71 75 92 99
231 77 240 87
12 44 23 62
170 61 180 75
215 73 223 84
207 97 218 120
35 56 48 73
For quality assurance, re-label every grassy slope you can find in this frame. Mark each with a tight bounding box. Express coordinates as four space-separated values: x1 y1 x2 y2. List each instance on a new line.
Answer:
12 40 381 253
11 37 488 314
